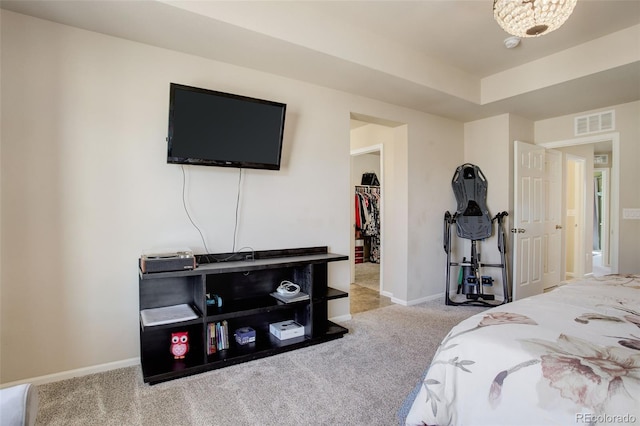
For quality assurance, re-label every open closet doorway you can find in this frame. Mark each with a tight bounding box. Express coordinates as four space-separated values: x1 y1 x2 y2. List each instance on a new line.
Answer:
349 117 393 314
350 145 386 314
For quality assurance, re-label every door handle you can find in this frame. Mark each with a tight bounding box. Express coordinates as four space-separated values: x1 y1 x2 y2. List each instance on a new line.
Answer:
556 225 563 229
510 228 526 233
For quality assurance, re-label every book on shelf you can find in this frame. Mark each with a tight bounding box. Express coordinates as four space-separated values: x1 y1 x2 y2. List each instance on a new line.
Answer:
140 303 198 327
222 320 229 349
270 291 310 304
208 320 229 353
207 322 216 355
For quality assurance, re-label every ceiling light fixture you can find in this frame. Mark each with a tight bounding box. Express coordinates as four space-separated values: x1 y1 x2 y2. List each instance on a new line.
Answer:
493 0 578 37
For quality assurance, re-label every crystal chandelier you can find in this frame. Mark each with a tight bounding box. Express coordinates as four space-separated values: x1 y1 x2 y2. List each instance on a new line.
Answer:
493 0 578 37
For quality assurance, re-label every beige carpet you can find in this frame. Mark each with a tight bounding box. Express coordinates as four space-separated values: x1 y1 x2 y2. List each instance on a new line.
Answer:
34 300 486 426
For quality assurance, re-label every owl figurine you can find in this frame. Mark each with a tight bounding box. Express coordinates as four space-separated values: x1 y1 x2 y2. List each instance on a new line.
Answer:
170 331 189 359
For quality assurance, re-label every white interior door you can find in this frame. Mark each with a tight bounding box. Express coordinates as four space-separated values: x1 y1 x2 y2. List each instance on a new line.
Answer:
543 149 562 289
513 141 545 300
565 155 586 279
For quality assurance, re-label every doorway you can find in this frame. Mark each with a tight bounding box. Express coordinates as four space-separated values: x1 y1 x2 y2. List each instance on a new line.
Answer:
350 145 390 314
593 168 611 276
349 117 397 314
540 133 619 281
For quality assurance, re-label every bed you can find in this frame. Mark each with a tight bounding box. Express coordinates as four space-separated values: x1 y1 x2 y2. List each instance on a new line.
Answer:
401 274 640 426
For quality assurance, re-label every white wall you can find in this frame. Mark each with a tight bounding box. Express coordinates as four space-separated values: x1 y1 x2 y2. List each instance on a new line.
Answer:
0 11 465 383
464 114 511 218
407 117 463 302
460 114 533 300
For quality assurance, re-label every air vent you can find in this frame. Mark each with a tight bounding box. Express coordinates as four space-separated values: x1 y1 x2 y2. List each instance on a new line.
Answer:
574 110 615 136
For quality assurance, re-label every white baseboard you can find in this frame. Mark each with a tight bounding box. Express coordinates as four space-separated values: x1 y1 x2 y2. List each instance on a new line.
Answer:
392 292 443 306
330 314 352 323
0 357 140 389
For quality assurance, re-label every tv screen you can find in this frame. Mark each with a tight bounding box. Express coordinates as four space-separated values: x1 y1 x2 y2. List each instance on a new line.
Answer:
167 83 286 170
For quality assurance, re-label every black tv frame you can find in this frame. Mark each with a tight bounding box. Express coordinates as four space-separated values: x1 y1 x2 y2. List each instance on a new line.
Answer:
167 83 286 170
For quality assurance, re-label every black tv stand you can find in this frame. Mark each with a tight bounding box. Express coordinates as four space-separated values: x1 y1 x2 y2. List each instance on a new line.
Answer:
138 246 349 384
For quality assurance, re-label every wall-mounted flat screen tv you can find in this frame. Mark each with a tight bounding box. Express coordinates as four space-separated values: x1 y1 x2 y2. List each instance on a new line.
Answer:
167 83 286 170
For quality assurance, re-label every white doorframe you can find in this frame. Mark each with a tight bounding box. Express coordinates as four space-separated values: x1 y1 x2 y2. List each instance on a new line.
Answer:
350 144 384 295
539 132 619 274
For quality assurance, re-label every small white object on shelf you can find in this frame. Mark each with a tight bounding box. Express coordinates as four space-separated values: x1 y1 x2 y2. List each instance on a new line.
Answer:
140 304 198 327
269 320 304 340
270 291 310 303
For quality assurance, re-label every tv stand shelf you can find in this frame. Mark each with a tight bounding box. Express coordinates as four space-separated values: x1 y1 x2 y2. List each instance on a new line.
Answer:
138 246 348 384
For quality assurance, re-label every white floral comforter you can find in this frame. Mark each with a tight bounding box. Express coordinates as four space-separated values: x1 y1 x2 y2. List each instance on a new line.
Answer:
405 275 640 426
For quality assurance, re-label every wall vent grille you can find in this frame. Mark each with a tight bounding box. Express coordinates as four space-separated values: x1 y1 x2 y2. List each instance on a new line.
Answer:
574 110 615 136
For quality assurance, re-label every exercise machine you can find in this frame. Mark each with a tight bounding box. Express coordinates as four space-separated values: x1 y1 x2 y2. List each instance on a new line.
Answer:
443 163 510 306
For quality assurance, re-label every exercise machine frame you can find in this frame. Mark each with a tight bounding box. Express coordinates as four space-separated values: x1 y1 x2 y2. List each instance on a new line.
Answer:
443 163 510 307
444 211 510 306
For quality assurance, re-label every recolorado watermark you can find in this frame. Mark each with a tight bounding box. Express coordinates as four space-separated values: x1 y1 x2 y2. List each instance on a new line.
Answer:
576 413 637 424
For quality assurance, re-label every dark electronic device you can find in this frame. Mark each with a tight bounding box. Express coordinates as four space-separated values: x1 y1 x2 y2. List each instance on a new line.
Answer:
167 83 287 170
139 250 196 274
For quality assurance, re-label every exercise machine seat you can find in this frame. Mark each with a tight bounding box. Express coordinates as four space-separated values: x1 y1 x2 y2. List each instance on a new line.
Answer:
452 163 492 240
